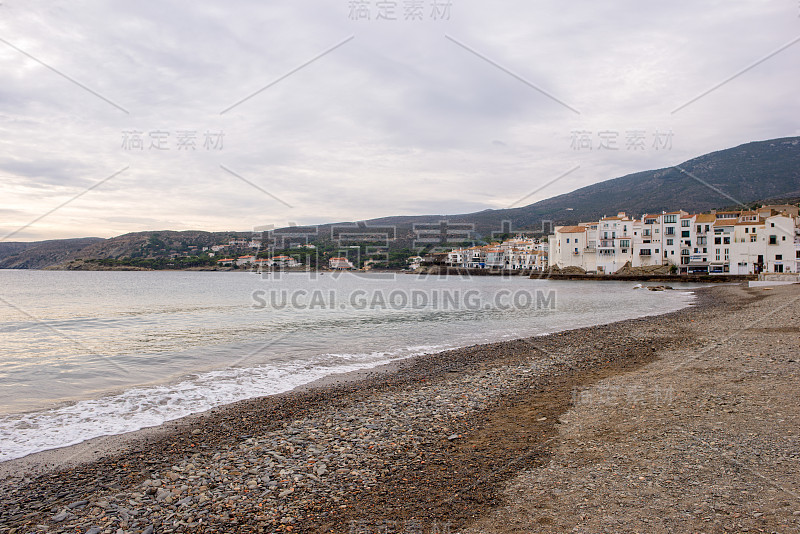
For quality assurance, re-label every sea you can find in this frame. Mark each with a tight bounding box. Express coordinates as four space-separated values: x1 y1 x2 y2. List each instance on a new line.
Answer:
0 270 698 462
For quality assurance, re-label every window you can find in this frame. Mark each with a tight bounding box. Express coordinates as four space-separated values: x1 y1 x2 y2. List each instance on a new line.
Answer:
750 235 757 242
566 238 570 243
783 236 787 241
639 249 651 256
644 229 651 236
681 220 690 227
666 227 675 236
655 249 659 253
769 235 777 245
664 215 677 223
620 240 630 248
745 228 749 233
771 222 775 227
715 237 721 245
723 237 730 245
705 225 710 232
698 236 707 245
682 231 690 238
703 248 707 253
666 238 673 245
696 225 701 233
681 250 689 256
724 249 729 261
776 254 783 260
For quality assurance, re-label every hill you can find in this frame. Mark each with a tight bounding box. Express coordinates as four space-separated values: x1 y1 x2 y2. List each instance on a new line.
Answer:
348 136 800 236
0 238 105 269
2 136 799 268
0 232 248 270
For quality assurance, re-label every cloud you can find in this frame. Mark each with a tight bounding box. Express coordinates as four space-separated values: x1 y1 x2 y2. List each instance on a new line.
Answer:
0 0 798 240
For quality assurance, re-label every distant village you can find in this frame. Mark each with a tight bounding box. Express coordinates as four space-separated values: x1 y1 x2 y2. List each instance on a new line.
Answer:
207 237 378 271
199 204 800 276
444 204 800 275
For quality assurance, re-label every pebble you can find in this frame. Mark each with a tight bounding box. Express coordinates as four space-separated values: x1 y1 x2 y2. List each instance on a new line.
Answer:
4 285 796 533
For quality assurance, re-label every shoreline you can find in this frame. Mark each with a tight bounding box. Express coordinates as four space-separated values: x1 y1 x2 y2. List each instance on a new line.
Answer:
0 359 410 482
4 283 797 532
0 288 697 476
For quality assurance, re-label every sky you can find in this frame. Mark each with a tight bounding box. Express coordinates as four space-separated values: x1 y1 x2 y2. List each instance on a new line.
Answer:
1 0 799 241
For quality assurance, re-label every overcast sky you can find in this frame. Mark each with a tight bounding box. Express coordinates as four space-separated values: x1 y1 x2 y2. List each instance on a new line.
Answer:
1 1 798 241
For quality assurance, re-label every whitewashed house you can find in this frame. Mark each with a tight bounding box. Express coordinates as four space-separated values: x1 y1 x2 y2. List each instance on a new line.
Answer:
595 214 634 274
271 255 300 268
764 214 797 273
551 225 590 270
730 219 767 274
329 257 355 269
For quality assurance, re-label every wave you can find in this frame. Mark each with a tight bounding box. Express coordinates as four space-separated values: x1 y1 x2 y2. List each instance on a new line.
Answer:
0 344 446 462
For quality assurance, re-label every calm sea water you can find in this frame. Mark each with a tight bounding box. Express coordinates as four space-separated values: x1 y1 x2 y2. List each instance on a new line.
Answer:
0 270 697 461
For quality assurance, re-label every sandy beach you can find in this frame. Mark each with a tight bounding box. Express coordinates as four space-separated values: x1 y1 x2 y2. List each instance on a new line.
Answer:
1 283 799 533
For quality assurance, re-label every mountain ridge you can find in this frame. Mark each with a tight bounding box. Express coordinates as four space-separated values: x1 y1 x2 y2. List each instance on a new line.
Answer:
2 136 799 268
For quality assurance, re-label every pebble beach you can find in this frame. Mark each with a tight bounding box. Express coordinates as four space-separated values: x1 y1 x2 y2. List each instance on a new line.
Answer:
2 283 799 533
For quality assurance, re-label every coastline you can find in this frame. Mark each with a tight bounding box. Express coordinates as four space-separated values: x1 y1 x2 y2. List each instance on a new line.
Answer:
2 283 798 533
0 360 409 482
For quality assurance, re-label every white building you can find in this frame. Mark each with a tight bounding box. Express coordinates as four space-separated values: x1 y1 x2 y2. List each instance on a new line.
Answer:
686 213 715 273
407 256 423 270
485 247 505 269
763 214 797 273
445 237 546 271
545 206 800 275
595 213 634 274
550 225 591 270
236 255 256 266
730 219 767 274
271 255 300 268
329 257 355 269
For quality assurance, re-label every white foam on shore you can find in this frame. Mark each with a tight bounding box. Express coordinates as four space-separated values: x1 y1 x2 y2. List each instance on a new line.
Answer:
0 345 444 462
